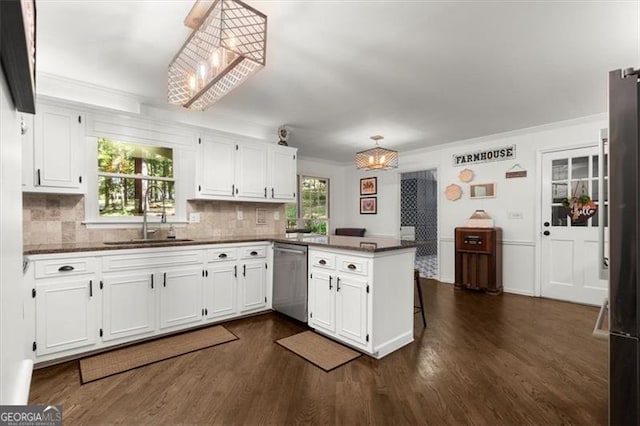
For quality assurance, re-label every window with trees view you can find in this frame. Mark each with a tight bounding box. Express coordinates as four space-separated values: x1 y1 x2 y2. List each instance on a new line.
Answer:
286 176 329 234
97 138 175 218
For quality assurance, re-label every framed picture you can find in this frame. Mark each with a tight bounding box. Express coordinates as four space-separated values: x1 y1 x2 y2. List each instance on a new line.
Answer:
470 183 496 199
360 177 377 195
360 197 377 214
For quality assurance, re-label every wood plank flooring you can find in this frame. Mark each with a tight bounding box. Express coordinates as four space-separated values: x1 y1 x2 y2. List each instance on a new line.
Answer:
29 279 608 425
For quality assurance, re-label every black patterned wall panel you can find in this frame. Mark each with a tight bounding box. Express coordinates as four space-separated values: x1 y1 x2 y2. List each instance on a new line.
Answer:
401 170 437 256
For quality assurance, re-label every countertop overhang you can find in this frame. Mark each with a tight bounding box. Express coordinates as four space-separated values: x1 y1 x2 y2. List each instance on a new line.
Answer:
23 234 434 255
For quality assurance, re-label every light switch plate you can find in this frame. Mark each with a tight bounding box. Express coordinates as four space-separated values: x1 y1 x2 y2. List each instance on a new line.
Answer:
508 211 523 220
189 212 201 223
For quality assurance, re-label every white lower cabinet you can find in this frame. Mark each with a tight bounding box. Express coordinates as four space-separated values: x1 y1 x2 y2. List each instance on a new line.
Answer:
308 247 416 358
239 260 267 313
34 276 98 356
26 243 273 363
102 271 156 341
160 267 204 329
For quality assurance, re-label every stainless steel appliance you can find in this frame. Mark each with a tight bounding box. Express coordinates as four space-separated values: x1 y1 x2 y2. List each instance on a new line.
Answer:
609 67 640 425
273 242 308 322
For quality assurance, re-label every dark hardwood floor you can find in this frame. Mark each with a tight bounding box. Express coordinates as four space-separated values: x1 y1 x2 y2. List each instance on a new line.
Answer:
29 279 608 425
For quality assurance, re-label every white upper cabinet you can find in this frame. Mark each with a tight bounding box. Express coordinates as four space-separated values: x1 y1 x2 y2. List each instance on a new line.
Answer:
197 135 237 198
269 146 297 201
196 133 297 203
25 103 85 193
236 142 268 199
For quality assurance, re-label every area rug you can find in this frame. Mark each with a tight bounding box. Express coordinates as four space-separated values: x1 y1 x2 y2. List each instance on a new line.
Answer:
79 325 238 383
276 331 361 372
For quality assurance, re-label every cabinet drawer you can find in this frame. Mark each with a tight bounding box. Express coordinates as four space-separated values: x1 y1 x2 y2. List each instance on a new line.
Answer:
206 248 237 263
337 256 368 276
103 250 203 272
310 253 336 270
34 257 96 278
239 246 267 259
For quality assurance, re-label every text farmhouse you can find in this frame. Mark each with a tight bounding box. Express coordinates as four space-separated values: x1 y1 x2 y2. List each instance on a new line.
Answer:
452 145 516 166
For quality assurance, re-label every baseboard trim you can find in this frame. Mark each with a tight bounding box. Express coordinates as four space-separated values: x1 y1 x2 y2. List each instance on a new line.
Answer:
8 359 33 404
373 331 414 359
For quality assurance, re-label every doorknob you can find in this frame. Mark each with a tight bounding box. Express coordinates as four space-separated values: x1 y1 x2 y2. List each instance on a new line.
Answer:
543 230 550 236
543 221 550 227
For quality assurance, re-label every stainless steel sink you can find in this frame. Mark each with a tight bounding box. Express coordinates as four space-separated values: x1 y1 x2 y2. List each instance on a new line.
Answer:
104 239 194 245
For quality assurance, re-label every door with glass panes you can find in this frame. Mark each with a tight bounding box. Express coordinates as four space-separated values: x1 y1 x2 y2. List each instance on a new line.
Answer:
540 146 608 305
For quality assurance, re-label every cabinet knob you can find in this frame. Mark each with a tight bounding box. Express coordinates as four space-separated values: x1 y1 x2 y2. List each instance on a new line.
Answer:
250 251 258 256
218 253 227 259
58 265 74 272
347 264 357 270
319 259 326 265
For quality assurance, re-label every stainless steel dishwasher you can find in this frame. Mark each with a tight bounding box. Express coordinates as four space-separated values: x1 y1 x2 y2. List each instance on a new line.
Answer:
273 242 308 322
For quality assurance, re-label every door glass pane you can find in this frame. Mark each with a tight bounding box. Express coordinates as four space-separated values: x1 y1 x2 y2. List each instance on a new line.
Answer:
571 180 589 198
591 205 599 227
552 182 568 203
572 218 588 227
591 179 598 201
552 206 568 226
572 156 589 179
604 178 608 201
592 156 598 178
552 159 568 180
604 154 608 177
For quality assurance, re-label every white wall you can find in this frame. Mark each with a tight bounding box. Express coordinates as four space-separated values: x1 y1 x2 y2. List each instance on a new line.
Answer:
0 69 31 403
335 115 607 296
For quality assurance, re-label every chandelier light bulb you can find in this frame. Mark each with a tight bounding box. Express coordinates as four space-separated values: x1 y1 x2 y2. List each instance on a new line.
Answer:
211 51 220 68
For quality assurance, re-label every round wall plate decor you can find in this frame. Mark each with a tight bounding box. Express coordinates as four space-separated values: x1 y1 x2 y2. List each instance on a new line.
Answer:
459 168 474 182
445 184 462 201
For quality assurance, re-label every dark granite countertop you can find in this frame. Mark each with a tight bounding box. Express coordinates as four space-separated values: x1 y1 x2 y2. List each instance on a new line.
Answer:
23 234 434 255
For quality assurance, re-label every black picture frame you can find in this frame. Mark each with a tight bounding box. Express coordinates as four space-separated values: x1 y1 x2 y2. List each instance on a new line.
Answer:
360 197 377 214
360 177 377 195
0 0 36 114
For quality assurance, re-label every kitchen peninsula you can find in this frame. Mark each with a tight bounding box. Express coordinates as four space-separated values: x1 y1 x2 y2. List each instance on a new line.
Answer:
23 235 428 364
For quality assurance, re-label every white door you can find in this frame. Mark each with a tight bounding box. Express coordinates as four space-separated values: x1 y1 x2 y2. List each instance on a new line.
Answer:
160 268 203 329
308 270 335 333
204 263 238 319
35 277 97 356
198 136 236 198
239 261 267 312
336 275 368 347
540 146 608 305
102 271 156 341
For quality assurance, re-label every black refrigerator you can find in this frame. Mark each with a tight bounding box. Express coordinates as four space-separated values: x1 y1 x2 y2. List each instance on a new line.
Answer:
610 67 640 425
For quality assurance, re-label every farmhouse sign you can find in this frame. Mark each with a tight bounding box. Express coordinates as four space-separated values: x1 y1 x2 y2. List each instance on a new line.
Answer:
453 145 516 166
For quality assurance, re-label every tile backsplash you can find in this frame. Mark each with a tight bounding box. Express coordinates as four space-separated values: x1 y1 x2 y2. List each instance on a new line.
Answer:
23 194 286 245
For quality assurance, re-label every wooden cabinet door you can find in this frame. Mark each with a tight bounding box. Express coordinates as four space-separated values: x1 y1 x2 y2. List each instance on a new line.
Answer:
160 267 203 330
102 271 156 341
236 143 268 199
204 263 238 320
239 260 267 312
308 270 336 333
336 275 368 347
35 277 97 356
269 146 296 201
33 104 84 189
198 136 237 198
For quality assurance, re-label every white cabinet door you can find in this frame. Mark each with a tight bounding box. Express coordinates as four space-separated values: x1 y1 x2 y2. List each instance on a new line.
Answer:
33 104 84 190
35 277 98 356
198 136 237 198
239 260 267 312
102 271 156 341
269 146 297 201
308 270 336 333
160 267 203 330
204 263 238 319
236 143 268 199
336 275 368 347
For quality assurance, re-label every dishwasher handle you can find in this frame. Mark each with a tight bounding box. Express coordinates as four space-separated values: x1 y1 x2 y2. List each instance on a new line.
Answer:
275 247 307 255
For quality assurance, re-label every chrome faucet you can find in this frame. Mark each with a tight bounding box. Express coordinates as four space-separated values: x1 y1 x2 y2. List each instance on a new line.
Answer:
142 185 166 240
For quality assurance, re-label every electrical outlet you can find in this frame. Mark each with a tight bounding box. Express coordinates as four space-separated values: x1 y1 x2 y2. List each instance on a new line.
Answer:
189 213 201 223
274 211 280 220
237 209 243 220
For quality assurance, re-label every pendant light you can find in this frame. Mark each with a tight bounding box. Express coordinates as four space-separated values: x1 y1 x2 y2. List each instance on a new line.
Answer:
355 135 399 170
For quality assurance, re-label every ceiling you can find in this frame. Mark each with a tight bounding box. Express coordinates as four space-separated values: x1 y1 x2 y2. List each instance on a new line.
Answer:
36 1 639 162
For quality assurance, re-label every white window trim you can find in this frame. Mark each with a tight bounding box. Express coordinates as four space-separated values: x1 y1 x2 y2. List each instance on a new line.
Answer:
296 174 330 233
84 136 188 227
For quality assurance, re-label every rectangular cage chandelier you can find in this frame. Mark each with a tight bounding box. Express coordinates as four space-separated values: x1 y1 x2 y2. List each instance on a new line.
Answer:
355 135 399 170
168 0 267 111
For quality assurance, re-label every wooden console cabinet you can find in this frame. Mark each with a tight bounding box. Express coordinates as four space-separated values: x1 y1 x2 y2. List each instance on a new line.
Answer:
454 227 502 295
